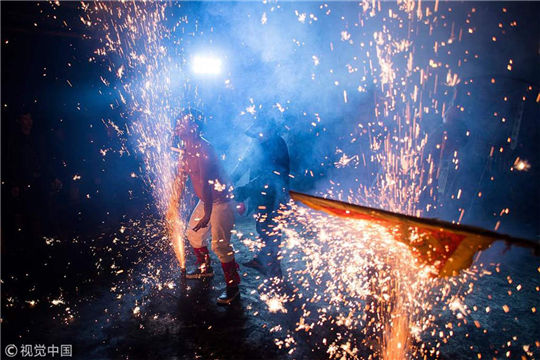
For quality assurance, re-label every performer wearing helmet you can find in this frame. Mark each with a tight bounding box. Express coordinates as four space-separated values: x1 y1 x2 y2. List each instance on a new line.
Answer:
231 107 290 278
168 109 240 305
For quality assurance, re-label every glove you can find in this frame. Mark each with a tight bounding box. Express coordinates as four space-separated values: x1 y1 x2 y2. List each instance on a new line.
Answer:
235 202 246 215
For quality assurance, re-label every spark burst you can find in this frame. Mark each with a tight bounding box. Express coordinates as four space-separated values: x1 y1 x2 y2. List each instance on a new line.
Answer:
85 1 189 267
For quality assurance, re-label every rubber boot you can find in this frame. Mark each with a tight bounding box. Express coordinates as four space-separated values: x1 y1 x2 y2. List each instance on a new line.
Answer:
186 246 214 279
242 256 266 275
217 259 240 305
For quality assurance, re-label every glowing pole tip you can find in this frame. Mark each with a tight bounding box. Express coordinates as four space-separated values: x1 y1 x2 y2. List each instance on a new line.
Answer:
191 55 223 74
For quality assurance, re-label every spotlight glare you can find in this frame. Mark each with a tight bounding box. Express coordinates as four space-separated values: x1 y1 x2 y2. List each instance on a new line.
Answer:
192 55 222 75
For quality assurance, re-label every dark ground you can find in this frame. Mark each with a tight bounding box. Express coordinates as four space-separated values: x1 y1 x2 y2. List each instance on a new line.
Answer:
2 210 539 360
1 213 321 360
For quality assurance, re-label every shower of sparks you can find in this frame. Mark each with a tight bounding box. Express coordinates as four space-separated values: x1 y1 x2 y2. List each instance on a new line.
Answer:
258 203 511 359
83 1 189 268
24 0 538 359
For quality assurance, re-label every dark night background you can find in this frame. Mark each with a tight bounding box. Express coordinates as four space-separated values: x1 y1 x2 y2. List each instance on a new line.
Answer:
1 1 539 359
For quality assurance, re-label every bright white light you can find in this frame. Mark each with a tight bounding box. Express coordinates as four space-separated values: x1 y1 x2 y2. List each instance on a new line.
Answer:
191 55 222 75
